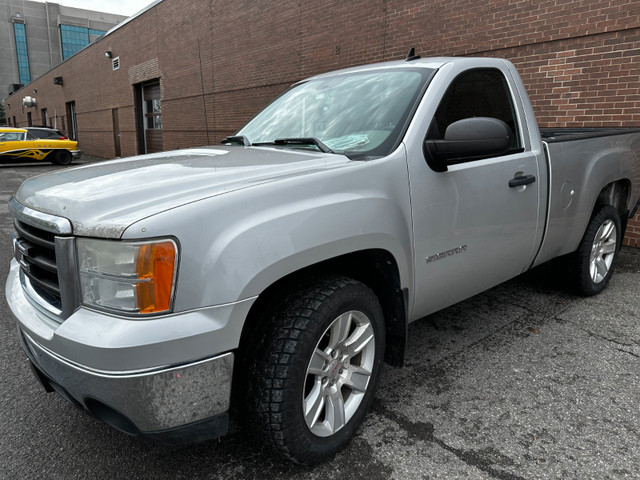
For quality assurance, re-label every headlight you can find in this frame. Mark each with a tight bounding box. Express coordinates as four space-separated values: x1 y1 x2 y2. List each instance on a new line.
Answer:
76 238 178 315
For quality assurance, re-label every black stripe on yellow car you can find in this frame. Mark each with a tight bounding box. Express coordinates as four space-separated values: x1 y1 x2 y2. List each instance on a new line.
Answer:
0 149 55 160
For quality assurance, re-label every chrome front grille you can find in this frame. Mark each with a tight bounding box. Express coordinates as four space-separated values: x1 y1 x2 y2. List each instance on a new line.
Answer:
13 219 62 308
9 197 79 321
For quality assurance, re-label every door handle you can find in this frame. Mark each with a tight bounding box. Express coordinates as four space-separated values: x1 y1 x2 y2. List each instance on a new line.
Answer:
509 174 536 188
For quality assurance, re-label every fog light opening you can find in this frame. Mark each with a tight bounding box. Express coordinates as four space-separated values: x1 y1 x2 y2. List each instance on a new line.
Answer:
84 398 139 435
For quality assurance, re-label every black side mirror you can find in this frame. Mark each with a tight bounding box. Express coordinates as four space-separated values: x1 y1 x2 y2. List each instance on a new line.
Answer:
424 117 511 172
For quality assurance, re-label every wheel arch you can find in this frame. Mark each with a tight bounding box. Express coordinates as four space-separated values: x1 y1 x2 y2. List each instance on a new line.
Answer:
237 249 409 370
594 179 632 235
534 176 633 267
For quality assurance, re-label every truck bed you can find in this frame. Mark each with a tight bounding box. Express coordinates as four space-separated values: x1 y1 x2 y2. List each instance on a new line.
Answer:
533 127 640 267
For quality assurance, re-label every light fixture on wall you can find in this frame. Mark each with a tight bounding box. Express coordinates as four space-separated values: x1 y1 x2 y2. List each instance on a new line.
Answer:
105 51 113 58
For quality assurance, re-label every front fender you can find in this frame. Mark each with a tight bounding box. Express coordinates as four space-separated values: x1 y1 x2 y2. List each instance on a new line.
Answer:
123 148 414 312
209 194 412 302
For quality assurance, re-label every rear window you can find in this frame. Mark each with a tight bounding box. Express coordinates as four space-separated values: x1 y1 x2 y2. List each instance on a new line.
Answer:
29 129 65 139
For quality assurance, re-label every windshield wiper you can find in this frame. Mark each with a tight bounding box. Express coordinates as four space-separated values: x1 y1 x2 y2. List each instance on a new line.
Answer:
253 137 335 154
221 135 251 146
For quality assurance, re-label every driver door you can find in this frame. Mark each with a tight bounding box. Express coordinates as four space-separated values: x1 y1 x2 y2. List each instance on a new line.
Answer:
408 67 545 318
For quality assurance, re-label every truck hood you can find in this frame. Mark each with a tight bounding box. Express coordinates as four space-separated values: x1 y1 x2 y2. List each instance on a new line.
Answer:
15 146 352 238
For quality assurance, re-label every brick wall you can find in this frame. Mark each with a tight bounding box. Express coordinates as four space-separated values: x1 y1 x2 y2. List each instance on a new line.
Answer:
5 0 640 245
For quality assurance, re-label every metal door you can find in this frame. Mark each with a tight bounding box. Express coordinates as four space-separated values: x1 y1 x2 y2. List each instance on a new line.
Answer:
141 81 162 153
408 66 544 319
112 108 121 157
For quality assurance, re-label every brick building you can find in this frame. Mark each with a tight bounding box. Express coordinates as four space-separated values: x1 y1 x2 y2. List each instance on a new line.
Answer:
0 0 126 99
3 0 640 246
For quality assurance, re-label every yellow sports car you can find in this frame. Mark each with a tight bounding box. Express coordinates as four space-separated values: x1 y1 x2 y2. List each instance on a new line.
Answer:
0 127 81 165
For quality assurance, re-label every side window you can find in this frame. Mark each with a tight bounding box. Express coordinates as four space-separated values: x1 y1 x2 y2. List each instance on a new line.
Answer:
26 132 37 140
427 69 521 151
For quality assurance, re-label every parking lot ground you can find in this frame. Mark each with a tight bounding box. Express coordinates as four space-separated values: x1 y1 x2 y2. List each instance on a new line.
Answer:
1 159 639 479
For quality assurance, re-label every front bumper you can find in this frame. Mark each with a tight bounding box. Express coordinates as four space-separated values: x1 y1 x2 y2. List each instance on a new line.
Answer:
19 329 233 442
6 259 255 443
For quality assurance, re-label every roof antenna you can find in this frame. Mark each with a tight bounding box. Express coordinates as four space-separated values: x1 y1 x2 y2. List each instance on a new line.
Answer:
406 47 420 61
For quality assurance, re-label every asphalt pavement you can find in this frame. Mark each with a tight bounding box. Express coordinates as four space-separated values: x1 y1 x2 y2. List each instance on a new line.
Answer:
1 157 639 479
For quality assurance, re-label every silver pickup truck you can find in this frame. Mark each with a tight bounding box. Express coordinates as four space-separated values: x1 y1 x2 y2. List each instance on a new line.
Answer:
6 56 640 464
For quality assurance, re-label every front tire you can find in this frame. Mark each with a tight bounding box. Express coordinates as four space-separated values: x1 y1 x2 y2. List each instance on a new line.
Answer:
246 276 385 464
567 204 621 296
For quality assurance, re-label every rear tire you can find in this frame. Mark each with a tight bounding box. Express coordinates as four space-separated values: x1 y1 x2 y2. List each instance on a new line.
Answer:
566 205 621 296
52 150 72 165
245 276 385 465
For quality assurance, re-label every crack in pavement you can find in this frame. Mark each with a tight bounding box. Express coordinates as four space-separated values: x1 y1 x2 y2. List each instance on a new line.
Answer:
576 325 639 350
372 400 526 480
615 347 640 358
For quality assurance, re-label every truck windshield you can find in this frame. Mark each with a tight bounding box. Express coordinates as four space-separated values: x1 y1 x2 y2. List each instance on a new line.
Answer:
237 68 432 159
